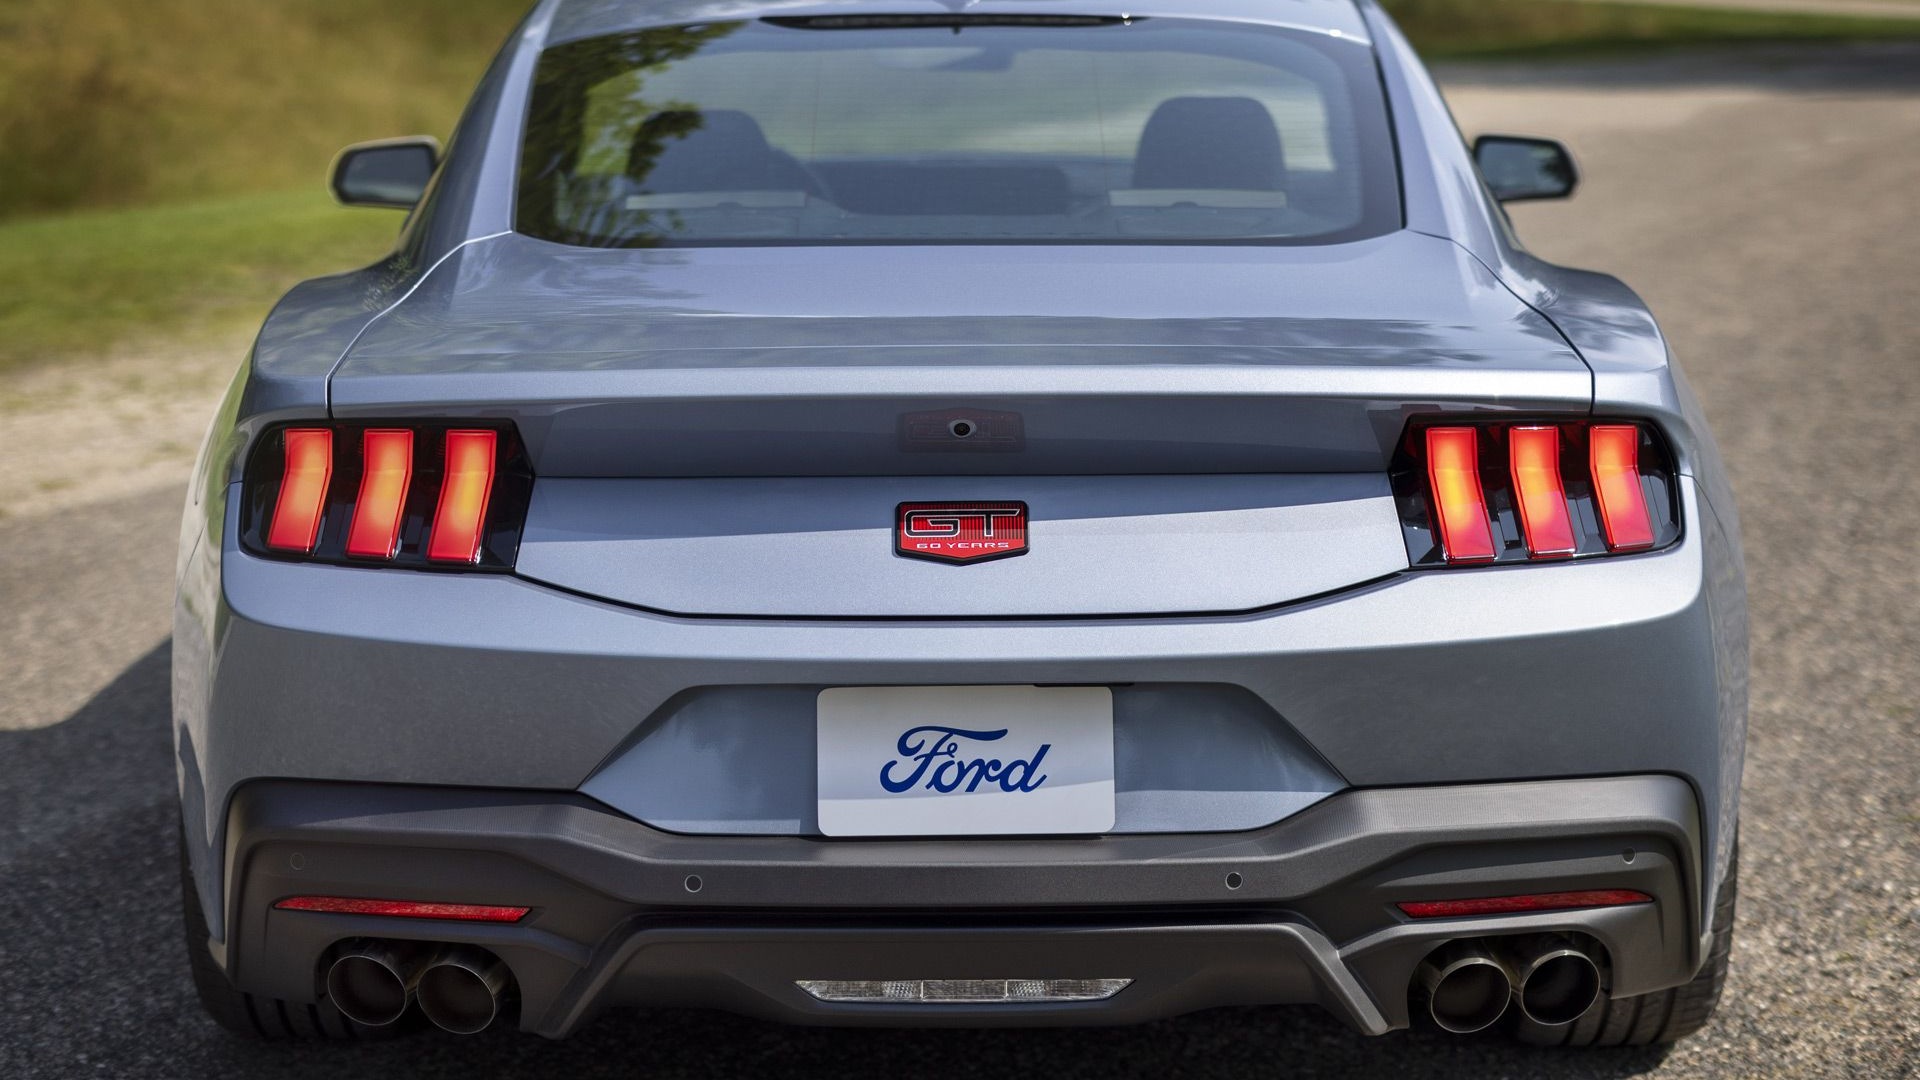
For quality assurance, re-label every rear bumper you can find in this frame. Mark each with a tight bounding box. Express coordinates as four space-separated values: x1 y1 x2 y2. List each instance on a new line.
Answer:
218 775 1703 1036
178 478 1742 924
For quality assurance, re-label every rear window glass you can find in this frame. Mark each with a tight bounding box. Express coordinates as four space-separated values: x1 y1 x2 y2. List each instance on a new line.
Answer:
518 17 1400 247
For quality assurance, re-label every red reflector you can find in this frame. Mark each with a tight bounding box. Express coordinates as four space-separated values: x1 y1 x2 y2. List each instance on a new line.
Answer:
1425 427 1497 563
1590 425 1656 551
274 896 529 922
266 428 334 553
1398 889 1654 919
427 430 498 564
345 429 414 559
1508 426 1577 557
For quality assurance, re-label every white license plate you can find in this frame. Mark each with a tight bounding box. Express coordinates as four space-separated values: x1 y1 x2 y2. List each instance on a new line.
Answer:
816 686 1115 838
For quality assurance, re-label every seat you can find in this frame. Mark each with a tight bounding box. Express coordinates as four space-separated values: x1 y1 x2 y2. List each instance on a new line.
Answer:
629 109 788 193
1131 96 1288 191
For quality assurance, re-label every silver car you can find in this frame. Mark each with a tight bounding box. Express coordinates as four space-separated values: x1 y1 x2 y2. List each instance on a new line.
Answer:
174 0 1747 1049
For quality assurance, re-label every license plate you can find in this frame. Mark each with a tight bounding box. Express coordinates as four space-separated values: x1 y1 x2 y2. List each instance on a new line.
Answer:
816 686 1115 838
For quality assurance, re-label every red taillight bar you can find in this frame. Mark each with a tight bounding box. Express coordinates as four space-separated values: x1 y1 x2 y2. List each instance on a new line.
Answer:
345 429 415 560
1508 426 1577 558
274 896 530 922
1590 424 1656 551
1424 427 1497 563
427 430 499 564
1398 889 1654 919
266 428 334 553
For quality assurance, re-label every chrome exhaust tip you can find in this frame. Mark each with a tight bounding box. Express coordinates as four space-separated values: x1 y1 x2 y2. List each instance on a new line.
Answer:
1508 935 1603 1027
1415 941 1513 1035
417 948 512 1035
325 941 421 1027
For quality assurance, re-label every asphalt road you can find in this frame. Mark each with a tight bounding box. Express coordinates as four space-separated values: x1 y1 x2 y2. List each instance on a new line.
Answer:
3 43 1918 1080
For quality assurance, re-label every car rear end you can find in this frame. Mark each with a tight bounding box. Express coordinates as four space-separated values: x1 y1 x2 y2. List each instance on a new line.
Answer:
173 0 1746 1043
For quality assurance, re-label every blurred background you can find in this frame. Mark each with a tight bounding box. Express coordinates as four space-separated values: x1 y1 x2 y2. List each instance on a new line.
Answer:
2 1 1916 1077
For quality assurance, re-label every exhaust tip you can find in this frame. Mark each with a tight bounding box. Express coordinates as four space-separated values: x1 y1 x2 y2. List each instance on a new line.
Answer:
417 950 511 1035
1416 943 1512 1035
325 943 416 1027
1515 946 1602 1027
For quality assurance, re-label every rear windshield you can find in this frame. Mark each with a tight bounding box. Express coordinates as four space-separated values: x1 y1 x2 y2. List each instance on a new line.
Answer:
518 17 1400 247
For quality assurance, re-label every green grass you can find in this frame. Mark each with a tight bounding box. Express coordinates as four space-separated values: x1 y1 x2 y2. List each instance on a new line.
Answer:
0 0 527 220
1385 0 1920 58
0 192 403 372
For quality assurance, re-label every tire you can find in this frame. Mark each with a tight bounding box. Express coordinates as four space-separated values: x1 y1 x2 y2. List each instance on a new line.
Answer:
1516 837 1738 1047
178 819 402 1040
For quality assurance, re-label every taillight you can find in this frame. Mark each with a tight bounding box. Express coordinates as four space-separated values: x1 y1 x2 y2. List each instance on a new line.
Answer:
1508 426 1577 558
1589 424 1656 552
345 430 414 559
427 430 499 564
1393 420 1679 567
1424 428 1497 564
242 422 531 570
266 428 333 554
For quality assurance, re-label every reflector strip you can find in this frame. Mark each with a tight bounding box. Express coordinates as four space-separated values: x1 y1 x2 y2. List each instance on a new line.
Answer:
274 896 529 922
427 430 498 564
1425 427 1497 563
266 428 334 553
1398 890 1654 919
1508 426 1577 557
345 429 414 559
1590 425 1656 551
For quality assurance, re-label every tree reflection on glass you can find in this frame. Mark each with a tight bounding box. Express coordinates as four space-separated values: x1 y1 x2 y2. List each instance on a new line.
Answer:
521 22 742 247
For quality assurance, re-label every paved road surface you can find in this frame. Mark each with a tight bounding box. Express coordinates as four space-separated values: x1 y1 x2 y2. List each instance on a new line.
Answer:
3 43 1918 1080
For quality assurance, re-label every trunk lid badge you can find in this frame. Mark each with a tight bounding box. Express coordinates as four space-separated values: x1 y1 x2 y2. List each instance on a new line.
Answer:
896 503 1029 564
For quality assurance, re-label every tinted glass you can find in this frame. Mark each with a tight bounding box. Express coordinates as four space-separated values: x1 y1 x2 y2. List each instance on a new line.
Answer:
519 17 1400 246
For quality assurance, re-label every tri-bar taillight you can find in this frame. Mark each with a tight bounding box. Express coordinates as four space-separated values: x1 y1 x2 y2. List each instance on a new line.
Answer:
243 422 531 570
1393 420 1680 567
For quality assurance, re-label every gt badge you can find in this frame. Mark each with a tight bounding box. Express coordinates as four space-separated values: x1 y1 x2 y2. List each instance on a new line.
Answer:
896 502 1029 564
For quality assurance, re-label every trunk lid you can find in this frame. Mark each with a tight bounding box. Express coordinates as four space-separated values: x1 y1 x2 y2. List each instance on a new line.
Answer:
331 232 1590 616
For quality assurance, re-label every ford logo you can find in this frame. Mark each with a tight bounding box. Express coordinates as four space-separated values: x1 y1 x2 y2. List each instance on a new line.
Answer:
878 725 1051 794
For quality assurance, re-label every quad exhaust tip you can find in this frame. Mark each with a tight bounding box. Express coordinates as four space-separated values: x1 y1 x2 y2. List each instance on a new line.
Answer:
1413 935 1603 1035
324 941 513 1034
1509 936 1603 1027
1416 942 1513 1034
417 948 513 1035
325 941 421 1028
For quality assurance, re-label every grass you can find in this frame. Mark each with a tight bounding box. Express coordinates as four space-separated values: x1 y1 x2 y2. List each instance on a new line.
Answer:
3 0 1919 373
0 192 403 372
0 0 527 220
1386 0 1920 58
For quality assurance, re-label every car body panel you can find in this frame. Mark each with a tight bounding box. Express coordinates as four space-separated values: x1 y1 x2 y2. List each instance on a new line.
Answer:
326 232 1590 477
579 683 1347 834
516 474 1405 616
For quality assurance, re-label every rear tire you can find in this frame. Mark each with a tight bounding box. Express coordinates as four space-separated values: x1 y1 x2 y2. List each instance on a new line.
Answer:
1516 837 1737 1047
178 819 400 1040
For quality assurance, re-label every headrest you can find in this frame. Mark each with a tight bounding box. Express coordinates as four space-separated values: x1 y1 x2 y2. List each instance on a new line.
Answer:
629 109 775 192
1132 96 1287 191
